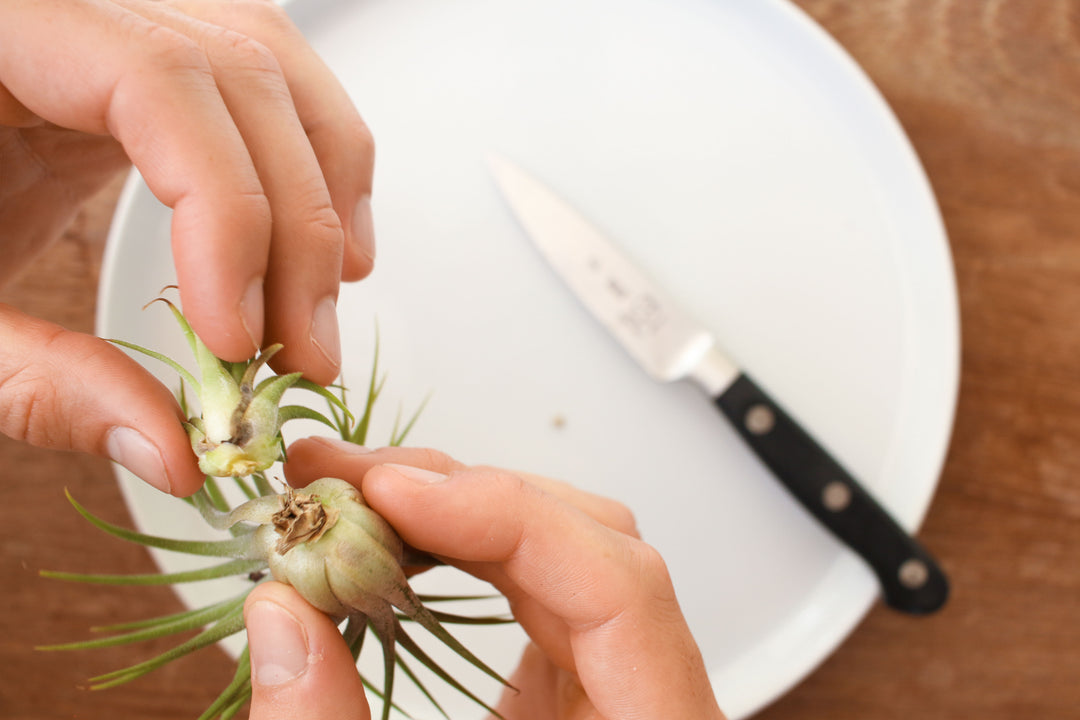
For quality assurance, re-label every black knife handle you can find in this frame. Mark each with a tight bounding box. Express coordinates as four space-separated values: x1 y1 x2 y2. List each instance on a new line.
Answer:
715 373 949 615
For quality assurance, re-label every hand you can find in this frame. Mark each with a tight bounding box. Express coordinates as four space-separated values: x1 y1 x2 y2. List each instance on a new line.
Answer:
0 0 373 495
248 437 727 720
244 580 370 720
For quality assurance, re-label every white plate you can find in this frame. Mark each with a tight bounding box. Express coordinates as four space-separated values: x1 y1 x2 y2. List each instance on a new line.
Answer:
96 0 959 717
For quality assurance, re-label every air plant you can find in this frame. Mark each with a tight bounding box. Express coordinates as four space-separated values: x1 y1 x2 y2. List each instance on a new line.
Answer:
40 299 513 720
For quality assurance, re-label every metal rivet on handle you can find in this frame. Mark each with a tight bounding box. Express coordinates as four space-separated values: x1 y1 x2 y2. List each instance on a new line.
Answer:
822 481 852 512
745 404 775 435
898 558 930 589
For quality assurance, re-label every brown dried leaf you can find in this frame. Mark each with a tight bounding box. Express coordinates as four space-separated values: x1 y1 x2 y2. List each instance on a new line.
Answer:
271 489 339 554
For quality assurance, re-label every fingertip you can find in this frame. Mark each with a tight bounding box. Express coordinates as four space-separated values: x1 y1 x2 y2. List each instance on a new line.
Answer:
165 449 208 498
245 587 312 689
341 194 374 282
280 437 323 486
283 440 464 491
0 307 204 497
264 295 341 386
282 436 371 488
376 463 449 486
309 296 342 377
0 81 42 127
245 582 370 720
170 184 272 364
244 581 309 621
103 424 204 498
104 426 173 494
358 465 523 560
239 276 267 353
176 272 265 364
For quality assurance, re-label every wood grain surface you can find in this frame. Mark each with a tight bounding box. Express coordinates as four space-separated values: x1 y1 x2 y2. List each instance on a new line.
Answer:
2 1 1078 718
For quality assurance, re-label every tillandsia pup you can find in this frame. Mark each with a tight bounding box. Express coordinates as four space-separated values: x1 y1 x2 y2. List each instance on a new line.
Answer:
40 297 514 720
110 296 321 479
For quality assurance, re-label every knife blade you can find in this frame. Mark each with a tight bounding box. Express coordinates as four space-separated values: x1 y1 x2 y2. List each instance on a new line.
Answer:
488 154 948 615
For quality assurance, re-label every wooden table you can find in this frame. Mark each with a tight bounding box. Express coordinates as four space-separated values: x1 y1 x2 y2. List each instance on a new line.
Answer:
2 1 1078 718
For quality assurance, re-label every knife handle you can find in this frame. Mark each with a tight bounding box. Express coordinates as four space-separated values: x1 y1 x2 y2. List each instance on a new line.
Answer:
714 373 949 615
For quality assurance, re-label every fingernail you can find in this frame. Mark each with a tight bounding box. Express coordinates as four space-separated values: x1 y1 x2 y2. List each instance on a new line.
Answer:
386 463 447 484
351 195 375 263
105 427 171 494
312 436 374 454
311 296 341 370
247 600 310 687
240 277 265 352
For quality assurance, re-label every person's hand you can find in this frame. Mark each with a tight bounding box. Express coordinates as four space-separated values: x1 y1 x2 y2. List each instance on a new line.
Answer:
244 580 370 720
0 0 373 496
247 437 726 720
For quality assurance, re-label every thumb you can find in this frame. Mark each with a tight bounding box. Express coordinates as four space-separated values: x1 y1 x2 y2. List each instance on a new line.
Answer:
246 582 370 720
0 304 203 495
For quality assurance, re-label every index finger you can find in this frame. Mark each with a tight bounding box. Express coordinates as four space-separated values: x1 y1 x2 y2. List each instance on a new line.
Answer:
168 0 376 282
359 463 725 720
282 437 639 536
0 0 269 361
361 463 650 628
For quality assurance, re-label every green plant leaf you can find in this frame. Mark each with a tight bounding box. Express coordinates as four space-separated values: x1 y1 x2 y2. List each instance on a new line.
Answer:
88 604 247 690
294 378 354 425
63 489 256 558
38 595 246 651
42 558 267 586
232 475 258 501
390 393 431 446
395 651 450 720
278 404 338 430
109 339 200 394
90 597 243 634
197 645 252 720
392 620 506 720
352 330 385 445
399 609 515 626
252 472 277 498
202 478 231 513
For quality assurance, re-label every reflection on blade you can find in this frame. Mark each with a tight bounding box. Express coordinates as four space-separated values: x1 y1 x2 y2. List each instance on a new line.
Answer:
488 154 720 383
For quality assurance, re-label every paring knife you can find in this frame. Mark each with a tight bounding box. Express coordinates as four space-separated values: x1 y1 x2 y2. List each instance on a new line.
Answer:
488 154 949 615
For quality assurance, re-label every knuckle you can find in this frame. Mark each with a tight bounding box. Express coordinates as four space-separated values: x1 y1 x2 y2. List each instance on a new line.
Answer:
501 469 535 498
304 114 376 183
575 537 675 632
472 466 537 503
296 195 346 251
235 188 274 227
215 30 282 78
0 330 66 447
484 471 536 554
600 497 640 537
352 119 375 158
138 21 211 75
303 107 374 155
628 538 676 596
0 369 51 444
229 0 295 34
412 447 462 475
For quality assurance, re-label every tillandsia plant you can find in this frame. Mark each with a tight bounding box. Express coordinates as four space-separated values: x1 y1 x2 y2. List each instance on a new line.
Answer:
40 297 514 720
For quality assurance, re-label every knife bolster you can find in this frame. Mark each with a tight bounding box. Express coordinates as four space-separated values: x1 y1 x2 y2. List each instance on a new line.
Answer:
687 345 740 396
